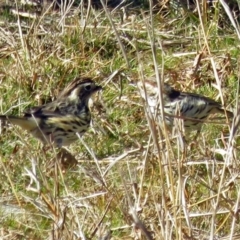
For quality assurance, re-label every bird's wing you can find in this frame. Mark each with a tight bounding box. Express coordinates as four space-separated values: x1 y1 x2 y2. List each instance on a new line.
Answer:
180 92 222 107
180 92 233 117
24 102 63 118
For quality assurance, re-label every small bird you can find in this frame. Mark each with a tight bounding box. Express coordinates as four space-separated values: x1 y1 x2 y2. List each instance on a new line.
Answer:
138 80 233 132
0 78 102 147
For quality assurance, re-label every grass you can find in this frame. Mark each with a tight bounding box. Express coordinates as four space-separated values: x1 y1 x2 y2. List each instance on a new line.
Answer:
0 0 240 239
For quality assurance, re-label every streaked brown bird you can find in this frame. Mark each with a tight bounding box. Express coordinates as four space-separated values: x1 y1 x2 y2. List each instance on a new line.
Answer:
138 80 233 132
0 78 102 147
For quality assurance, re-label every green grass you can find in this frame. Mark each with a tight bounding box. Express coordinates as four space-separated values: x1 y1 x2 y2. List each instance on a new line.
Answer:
0 0 240 239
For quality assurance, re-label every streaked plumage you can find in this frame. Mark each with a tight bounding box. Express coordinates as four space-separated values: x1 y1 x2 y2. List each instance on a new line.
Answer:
138 80 233 132
0 78 102 147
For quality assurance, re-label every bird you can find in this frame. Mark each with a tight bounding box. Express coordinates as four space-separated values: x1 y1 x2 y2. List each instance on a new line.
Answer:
0 78 102 147
137 80 233 132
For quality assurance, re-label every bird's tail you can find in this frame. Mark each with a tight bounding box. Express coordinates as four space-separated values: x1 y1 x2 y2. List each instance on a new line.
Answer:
220 109 234 118
0 115 39 131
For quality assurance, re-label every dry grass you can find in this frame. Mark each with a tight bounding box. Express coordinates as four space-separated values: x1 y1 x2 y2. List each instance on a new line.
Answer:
0 1 240 239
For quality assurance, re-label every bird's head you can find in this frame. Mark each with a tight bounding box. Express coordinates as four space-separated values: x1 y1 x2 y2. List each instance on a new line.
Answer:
58 78 102 104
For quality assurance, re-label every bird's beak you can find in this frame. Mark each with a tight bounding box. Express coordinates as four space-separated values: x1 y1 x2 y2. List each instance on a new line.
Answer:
95 85 103 92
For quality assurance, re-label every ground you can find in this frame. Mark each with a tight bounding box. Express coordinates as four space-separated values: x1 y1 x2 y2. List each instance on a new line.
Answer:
0 1 240 239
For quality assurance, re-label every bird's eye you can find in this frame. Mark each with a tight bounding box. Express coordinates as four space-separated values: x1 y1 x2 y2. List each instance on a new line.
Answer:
84 85 92 91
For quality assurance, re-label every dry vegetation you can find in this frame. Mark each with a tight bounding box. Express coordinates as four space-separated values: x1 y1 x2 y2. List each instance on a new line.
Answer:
0 0 240 239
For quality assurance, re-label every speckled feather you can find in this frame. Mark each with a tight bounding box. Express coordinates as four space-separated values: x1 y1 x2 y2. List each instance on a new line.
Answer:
138 81 233 131
0 78 102 147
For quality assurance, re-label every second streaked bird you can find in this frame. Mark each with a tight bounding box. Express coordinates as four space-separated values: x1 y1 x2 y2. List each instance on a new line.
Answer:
138 80 233 132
